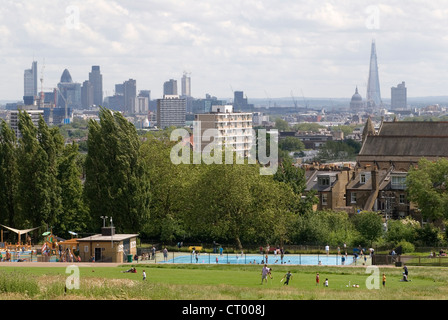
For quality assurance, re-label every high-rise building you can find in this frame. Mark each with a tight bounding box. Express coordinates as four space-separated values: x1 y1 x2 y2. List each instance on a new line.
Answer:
81 80 94 109
24 61 38 102
366 40 382 109
192 94 225 114
391 81 407 110
57 69 82 111
181 72 191 97
115 83 124 95
123 79 137 115
233 91 254 111
89 66 103 106
195 105 253 158
10 108 44 138
157 95 186 128
163 79 178 96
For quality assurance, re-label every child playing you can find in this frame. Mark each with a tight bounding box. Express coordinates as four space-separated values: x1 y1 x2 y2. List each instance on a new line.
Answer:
281 271 293 285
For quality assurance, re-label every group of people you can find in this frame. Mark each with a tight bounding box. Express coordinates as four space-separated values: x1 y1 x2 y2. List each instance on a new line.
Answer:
259 263 411 288
57 246 80 263
121 267 147 281
260 264 293 286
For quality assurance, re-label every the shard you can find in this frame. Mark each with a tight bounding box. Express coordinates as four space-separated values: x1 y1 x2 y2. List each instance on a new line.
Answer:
366 40 382 109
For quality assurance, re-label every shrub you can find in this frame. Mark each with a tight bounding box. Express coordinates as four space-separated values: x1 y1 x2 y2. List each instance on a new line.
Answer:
396 240 415 254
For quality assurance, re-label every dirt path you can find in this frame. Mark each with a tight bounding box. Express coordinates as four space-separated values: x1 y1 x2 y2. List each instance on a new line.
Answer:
0 261 130 267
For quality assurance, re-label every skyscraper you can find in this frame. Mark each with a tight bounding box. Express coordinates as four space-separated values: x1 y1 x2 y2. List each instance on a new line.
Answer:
89 66 103 106
123 79 137 114
181 72 191 97
233 91 254 111
157 95 186 128
57 69 82 110
391 81 407 110
24 61 38 101
81 80 94 109
366 40 382 109
163 79 178 96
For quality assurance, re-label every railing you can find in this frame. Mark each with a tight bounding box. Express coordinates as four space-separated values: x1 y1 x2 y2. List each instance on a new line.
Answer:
372 254 448 266
132 252 368 266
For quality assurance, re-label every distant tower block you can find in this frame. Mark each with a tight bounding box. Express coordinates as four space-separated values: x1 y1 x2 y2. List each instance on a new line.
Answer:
366 40 382 109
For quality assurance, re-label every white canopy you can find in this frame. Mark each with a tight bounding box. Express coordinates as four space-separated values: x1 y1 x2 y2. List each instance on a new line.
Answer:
0 224 39 235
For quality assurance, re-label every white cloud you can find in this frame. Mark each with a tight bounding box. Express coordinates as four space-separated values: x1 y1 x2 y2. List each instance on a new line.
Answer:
1 0 448 100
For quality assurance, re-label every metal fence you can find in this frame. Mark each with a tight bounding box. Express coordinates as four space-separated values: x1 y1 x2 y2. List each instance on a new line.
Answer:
372 254 448 266
133 251 369 266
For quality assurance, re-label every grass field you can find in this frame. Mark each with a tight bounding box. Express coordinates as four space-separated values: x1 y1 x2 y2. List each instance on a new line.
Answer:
0 263 446 301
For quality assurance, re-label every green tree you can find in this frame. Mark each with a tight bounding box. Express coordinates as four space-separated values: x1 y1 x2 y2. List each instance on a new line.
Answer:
36 116 64 229
139 134 192 242
416 223 440 246
56 142 90 238
84 107 150 233
292 123 325 132
352 211 384 246
406 158 448 221
316 140 360 162
385 218 419 244
187 162 295 249
16 112 59 230
274 118 290 131
0 120 19 228
278 136 305 152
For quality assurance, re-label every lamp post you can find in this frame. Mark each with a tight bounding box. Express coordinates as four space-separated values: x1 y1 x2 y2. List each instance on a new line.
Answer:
110 217 113 249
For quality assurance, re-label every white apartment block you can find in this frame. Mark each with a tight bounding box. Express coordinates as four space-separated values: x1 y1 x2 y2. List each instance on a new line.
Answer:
9 108 44 138
195 105 253 159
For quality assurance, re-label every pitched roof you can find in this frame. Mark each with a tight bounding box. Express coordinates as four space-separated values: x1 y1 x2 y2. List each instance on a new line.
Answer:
359 121 448 158
378 121 448 137
360 136 448 157
305 170 340 192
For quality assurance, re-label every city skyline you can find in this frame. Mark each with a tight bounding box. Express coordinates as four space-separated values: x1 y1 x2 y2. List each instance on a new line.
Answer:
1 1 448 101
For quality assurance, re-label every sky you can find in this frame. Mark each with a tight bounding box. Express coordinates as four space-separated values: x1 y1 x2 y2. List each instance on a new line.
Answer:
1 0 448 101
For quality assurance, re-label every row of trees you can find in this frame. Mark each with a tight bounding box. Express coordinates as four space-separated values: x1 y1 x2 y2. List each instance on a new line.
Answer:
0 112 89 239
0 108 149 240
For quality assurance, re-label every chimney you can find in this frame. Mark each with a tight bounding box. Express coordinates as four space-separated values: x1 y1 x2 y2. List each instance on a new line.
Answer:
371 168 378 190
101 226 115 236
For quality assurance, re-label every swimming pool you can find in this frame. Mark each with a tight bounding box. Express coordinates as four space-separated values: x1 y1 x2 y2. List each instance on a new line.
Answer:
161 254 356 266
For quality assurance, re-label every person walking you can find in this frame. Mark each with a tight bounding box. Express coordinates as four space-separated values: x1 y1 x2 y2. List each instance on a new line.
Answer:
316 273 320 286
382 273 386 287
142 270 147 281
261 264 270 284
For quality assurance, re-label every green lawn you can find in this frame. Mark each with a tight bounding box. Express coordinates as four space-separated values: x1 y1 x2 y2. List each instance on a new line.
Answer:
0 263 445 300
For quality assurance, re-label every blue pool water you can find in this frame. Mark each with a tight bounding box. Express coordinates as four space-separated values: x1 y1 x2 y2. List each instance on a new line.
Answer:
162 254 355 266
